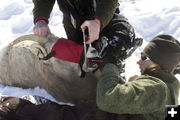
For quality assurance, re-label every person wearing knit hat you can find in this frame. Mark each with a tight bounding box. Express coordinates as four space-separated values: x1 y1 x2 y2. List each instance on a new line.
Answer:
96 34 180 120
142 34 180 74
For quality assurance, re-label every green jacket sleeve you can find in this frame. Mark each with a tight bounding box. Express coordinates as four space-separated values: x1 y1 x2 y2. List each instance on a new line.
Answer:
95 0 118 29
96 64 170 114
33 0 55 23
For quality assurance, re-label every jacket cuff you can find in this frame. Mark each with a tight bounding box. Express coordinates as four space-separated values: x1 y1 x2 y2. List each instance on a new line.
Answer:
95 17 102 28
34 16 49 24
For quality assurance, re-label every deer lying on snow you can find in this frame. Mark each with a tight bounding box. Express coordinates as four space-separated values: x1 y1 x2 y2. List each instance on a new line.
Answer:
0 34 99 104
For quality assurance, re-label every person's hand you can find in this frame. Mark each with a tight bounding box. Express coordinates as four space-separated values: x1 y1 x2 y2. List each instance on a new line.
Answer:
128 75 139 82
33 20 51 37
81 18 101 44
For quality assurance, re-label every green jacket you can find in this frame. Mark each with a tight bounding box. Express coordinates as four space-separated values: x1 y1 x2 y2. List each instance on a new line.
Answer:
32 0 118 29
96 63 180 120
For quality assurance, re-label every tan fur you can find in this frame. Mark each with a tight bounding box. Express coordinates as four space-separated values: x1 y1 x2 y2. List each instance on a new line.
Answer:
0 34 97 104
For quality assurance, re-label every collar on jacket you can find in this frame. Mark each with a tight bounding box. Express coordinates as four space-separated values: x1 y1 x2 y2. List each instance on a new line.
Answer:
145 69 176 83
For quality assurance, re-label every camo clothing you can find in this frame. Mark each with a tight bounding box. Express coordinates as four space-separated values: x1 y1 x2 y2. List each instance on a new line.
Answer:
96 63 180 120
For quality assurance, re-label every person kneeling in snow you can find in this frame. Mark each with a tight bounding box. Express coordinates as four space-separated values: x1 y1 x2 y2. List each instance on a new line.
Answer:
96 34 180 120
0 34 179 120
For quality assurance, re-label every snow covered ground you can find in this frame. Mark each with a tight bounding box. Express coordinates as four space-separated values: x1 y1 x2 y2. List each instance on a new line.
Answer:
0 0 179 104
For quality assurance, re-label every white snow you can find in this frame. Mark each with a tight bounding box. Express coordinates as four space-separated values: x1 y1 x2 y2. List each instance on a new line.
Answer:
0 0 179 105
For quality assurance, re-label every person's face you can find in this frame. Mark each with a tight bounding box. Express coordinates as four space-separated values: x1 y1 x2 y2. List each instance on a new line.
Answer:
137 53 154 74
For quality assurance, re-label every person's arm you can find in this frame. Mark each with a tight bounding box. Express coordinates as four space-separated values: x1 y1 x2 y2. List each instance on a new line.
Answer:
95 0 118 29
96 63 169 114
81 0 118 44
33 0 55 23
32 0 55 37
